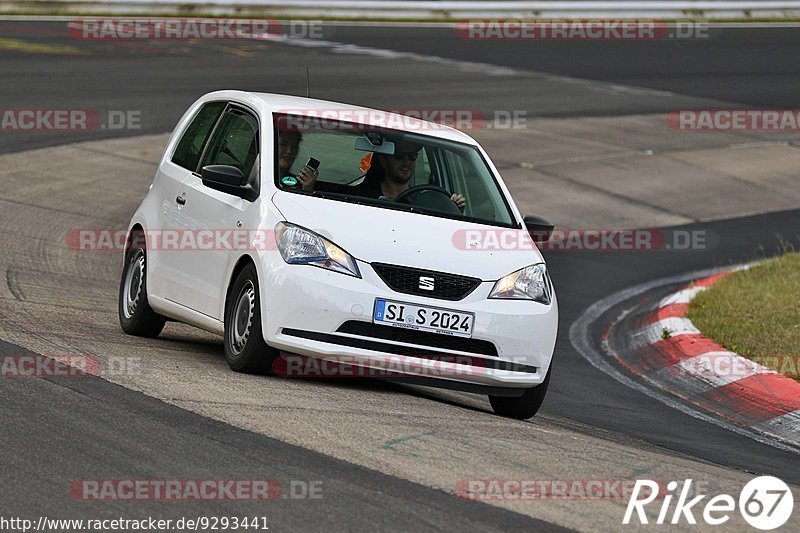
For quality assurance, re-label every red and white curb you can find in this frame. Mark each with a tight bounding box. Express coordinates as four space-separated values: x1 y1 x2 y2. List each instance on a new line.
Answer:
616 270 800 445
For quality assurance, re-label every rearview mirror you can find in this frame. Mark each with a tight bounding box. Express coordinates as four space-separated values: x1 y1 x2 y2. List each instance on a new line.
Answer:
201 165 257 201
355 135 395 155
523 215 554 244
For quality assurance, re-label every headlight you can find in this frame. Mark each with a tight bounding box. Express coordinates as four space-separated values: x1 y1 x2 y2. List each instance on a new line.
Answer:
275 222 360 278
489 264 551 304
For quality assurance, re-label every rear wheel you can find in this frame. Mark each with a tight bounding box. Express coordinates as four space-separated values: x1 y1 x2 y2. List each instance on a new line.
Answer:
118 235 166 337
224 263 278 374
489 368 551 419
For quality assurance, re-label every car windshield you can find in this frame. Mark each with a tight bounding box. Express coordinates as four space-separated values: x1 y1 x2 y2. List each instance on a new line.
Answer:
273 113 517 227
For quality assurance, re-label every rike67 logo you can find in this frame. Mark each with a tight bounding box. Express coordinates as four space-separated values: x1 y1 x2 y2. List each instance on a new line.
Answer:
624 476 794 529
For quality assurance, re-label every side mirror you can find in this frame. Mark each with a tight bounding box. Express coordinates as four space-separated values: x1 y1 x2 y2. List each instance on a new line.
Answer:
201 165 257 201
202 164 243 186
523 215 554 244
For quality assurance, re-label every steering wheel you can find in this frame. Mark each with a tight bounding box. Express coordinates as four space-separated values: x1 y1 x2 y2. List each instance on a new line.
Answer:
394 185 461 215
346 173 367 186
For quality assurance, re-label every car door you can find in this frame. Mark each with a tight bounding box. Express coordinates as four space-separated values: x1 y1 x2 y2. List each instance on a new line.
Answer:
171 103 262 319
148 100 226 304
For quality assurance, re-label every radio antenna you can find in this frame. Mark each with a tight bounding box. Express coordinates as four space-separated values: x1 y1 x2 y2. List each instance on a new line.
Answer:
306 67 310 98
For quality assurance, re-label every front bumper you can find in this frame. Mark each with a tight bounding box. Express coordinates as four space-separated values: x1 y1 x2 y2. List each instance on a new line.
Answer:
260 256 558 389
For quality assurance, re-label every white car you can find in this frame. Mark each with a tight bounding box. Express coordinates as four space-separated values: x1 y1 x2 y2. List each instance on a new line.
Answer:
119 91 558 419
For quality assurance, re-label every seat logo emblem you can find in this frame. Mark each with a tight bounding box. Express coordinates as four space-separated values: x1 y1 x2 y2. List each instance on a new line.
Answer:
419 276 435 291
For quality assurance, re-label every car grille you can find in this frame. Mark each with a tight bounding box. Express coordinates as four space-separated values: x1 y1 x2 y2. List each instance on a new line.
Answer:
337 320 498 356
371 263 481 301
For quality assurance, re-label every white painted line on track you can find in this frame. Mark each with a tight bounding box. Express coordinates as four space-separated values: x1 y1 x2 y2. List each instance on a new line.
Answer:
753 410 800 442
248 32 678 96
525 149 655 168
659 286 706 306
674 351 777 388
260 34 517 76
728 141 791 149
628 317 701 349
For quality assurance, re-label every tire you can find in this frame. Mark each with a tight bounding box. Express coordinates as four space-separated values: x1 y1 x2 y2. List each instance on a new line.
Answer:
488 368 551 420
118 235 166 338
224 263 278 374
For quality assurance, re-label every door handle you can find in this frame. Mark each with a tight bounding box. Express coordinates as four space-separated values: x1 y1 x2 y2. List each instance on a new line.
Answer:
176 195 186 205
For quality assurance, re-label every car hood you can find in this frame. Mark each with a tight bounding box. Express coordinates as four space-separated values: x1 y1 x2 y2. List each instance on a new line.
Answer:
270 191 544 281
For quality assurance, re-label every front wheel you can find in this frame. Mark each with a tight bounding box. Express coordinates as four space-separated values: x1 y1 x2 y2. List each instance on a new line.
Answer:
224 263 278 374
488 368 551 419
118 241 166 337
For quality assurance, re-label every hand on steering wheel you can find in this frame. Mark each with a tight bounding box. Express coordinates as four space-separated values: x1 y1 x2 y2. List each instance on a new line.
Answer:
450 193 467 212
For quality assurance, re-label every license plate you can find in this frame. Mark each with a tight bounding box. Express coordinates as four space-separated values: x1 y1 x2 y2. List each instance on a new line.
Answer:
373 299 474 338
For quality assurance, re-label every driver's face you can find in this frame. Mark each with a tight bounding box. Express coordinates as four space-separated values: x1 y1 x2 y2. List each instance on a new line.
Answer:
382 142 419 184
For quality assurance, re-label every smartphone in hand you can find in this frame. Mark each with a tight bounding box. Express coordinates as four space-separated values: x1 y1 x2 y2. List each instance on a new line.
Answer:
305 157 320 173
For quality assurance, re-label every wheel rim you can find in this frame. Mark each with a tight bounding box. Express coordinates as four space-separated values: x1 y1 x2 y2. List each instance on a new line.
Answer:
231 281 255 355
122 250 145 319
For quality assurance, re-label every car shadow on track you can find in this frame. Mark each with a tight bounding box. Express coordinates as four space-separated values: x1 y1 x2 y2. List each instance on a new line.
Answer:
156 326 498 415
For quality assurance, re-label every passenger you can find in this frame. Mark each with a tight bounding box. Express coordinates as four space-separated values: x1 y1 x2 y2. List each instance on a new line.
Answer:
278 130 318 191
359 141 466 211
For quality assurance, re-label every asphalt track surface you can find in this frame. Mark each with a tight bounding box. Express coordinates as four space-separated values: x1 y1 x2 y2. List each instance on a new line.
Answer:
0 338 561 531
322 24 800 110
1 20 800 530
3 22 800 154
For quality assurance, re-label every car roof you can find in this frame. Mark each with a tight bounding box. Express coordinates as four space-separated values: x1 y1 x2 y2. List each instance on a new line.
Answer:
203 90 480 145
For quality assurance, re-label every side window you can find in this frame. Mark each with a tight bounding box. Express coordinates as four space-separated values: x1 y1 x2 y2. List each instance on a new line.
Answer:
443 150 496 221
172 101 226 171
200 108 259 179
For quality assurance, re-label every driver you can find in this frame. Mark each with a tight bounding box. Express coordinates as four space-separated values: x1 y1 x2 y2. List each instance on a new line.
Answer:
359 141 466 211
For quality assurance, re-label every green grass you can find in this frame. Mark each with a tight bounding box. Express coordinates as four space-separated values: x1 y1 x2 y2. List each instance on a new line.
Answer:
687 253 800 380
